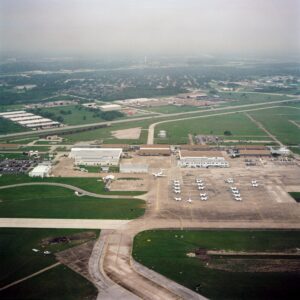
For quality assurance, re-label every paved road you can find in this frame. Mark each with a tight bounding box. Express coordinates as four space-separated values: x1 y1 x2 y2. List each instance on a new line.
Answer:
1 97 299 140
0 182 139 199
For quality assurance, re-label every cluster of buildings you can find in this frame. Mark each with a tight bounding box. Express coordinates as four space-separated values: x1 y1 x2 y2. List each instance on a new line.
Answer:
0 110 61 130
82 103 122 111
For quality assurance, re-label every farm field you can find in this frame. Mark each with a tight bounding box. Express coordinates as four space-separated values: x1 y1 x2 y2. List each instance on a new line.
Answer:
0 185 145 219
155 112 267 144
249 107 300 145
0 175 146 196
0 228 98 299
133 230 300 300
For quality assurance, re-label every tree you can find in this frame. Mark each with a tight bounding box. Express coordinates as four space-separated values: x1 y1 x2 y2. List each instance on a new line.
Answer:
224 130 232 136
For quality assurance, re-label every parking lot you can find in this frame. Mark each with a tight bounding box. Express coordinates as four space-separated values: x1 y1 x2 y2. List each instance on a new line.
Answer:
0 159 36 174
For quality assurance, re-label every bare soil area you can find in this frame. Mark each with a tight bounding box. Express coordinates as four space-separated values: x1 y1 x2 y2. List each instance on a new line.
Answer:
111 127 141 139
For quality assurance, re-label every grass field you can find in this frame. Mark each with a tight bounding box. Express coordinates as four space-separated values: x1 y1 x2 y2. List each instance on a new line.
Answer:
289 192 300 203
144 105 205 114
249 107 300 145
219 92 289 106
155 113 267 144
0 175 145 196
0 118 28 134
0 185 145 219
133 230 300 300
0 228 98 299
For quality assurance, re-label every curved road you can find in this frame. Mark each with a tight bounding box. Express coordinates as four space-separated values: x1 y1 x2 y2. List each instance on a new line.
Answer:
0 182 142 199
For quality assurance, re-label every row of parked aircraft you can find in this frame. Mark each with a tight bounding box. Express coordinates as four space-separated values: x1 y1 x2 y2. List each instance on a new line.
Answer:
251 179 259 187
196 178 208 200
230 186 242 201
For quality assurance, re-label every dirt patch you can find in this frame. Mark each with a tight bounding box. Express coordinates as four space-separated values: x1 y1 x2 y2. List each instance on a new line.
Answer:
42 231 96 246
56 240 96 282
111 127 141 139
207 258 300 273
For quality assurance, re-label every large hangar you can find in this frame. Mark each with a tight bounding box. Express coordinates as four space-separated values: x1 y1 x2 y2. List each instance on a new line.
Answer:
69 147 122 166
178 150 229 168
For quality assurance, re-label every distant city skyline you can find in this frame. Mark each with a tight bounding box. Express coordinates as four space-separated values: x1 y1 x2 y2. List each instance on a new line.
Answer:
0 0 299 57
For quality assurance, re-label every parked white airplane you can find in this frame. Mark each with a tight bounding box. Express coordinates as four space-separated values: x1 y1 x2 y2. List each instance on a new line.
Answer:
196 179 203 183
198 186 205 190
252 183 259 187
200 193 207 197
187 197 192 203
174 197 182 201
152 169 166 177
235 197 242 201
174 189 181 194
226 178 234 183
232 190 240 194
201 196 208 201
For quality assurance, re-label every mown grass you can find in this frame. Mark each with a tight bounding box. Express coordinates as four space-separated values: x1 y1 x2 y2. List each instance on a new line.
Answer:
155 113 266 144
0 228 98 300
133 230 300 300
0 175 146 196
0 185 145 219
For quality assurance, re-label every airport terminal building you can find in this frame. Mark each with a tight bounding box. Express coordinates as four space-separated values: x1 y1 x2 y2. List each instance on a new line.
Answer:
178 150 229 168
69 147 122 166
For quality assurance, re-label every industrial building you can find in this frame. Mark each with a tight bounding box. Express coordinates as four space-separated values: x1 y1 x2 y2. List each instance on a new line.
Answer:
120 163 148 173
138 145 171 156
0 110 61 130
238 149 271 157
99 104 122 111
178 150 229 168
69 147 122 166
29 163 52 178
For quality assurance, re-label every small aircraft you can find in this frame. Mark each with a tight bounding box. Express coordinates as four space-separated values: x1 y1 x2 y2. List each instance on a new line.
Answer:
196 179 203 183
187 196 192 203
235 197 242 201
173 182 181 186
233 193 241 197
197 182 204 186
173 179 180 183
174 189 181 194
252 183 259 187
230 186 238 191
200 193 207 197
201 196 208 201
198 186 205 190
152 169 166 177
32 248 40 253
174 197 182 201
232 190 240 194
225 178 234 183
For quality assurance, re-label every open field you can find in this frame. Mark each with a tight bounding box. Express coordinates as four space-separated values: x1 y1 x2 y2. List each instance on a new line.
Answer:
0 228 98 299
133 230 300 300
0 175 145 196
0 118 28 135
35 105 106 125
290 192 300 203
155 112 267 144
0 185 145 219
219 92 290 106
144 105 205 114
249 107 300 145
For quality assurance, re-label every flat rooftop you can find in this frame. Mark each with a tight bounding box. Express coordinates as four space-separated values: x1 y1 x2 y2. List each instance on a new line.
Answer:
180 150 224 158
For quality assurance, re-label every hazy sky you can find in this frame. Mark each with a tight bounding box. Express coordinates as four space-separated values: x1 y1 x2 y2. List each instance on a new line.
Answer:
1 0 299 57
